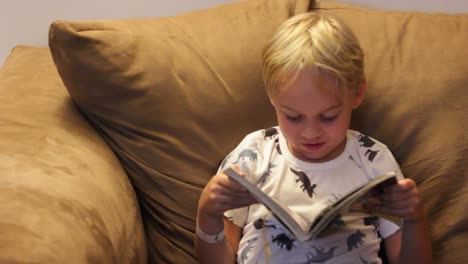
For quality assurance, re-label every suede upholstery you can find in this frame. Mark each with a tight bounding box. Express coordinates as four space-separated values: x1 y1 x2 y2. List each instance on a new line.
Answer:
0 46 146 263
0 0 466 263
314 2 468 263
48 0 312 262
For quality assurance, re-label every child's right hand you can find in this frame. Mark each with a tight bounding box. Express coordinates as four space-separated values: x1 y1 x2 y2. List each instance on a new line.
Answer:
197 166 257 220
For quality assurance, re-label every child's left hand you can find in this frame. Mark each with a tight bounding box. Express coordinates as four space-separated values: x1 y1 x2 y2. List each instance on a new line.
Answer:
369 178 426 222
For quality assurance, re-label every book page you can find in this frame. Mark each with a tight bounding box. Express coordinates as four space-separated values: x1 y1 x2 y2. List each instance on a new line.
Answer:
223 168 313 241
307 172 397 239
224 168 397 241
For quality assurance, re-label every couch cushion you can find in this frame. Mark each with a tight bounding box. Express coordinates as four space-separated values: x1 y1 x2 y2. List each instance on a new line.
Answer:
48 0 312 262
0 46 146 263
314 2 468 263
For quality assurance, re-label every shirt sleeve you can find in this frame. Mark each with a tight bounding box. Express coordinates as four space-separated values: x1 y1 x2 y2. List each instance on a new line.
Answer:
351 131 404 182
379 217 401 238
357 135 405 237
220 132 263 228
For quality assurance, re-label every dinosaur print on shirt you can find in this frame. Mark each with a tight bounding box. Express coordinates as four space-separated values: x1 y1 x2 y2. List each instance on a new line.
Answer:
363 216 380 232
358 134 380 162
299 246 339 264
262 127 279 140
233 149 258 164
258 163 276 184
223 128 402 264
290 168 317 198
365 149 380 162
347 230 366 251
276 139 282 155
357 135 376 148
240 238 258 264
253 218 277 230
360 255 379 264
272 233 295 251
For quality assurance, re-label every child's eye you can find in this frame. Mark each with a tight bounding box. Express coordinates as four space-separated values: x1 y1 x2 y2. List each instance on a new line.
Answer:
320 115 337 122
286 115 302 122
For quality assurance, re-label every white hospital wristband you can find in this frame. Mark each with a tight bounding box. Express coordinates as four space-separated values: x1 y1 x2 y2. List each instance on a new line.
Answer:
196 225 225 243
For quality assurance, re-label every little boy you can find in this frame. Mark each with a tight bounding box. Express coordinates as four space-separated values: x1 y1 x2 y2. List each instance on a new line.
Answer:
196 12 432 264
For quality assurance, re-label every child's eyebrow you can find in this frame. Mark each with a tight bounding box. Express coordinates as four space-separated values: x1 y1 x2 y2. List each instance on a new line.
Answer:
322 105 343 112
279 104 342 113
278 104 296 111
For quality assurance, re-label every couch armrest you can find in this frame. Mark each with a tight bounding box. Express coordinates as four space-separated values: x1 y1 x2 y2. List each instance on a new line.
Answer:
0 46 146 263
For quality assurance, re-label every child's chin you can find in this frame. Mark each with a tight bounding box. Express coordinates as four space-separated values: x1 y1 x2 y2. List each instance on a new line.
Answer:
297 151 329 162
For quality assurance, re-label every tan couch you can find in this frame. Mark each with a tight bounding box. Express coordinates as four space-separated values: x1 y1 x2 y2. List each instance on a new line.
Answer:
1 0 466 263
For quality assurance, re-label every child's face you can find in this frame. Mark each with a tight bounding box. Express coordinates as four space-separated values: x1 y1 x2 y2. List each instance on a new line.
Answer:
270 67 365 163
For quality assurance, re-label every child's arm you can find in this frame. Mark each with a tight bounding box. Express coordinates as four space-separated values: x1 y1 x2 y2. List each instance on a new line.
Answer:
383 231 401 263
376 179 433 264
224 218 243 259
195 218 240 264
195 167 256 264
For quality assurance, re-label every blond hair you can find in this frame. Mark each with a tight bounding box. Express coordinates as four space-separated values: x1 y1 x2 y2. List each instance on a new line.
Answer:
262 12 364 97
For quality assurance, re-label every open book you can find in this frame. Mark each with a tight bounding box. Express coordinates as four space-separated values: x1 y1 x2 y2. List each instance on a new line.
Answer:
223 168 397 242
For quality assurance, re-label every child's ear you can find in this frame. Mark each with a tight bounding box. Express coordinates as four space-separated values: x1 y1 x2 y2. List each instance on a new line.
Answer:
352 79 367 109
269 95 277 107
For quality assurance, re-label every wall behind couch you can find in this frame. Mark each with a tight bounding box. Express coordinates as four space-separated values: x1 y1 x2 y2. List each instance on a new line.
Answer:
0 0 467 67
0 0 235 67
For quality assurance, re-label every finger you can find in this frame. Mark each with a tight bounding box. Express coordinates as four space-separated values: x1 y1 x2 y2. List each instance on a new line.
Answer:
209 174 247 195
384 179 416 192
375 206 420 220
218 187 256 201
380 191 414 203
216 195 258 210
208 183 257 203
383 199 419 210
201 191 257 216
218 167 251 192
207 183 250 202
364 197 382 205
230 164 241 172
361 198 383 212
350 202 373 213
220 178 255 196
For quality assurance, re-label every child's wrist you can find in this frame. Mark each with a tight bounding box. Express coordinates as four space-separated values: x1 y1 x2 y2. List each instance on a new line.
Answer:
404 205 427 223
196 224 225 243
196 211 225 237
197 206 224 223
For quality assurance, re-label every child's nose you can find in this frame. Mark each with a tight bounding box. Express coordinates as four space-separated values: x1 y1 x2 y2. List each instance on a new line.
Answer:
301 122 322 140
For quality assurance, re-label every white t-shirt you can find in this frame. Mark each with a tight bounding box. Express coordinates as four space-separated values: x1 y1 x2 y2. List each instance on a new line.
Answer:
221 127 403 264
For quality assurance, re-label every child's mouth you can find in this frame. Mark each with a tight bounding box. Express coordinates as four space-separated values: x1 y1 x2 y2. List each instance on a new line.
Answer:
303 143 325 151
